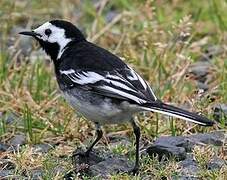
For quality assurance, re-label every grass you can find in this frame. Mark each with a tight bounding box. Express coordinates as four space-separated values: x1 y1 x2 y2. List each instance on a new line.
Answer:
0 0 226 179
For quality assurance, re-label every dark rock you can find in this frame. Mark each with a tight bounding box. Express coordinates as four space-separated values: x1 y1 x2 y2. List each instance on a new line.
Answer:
0 170 14 178
213 104 227 125
106 10 119 23
0 112 23 126
146 144 187 161
208 157 226 170
89 157 132 177
188 61 212 83
30 169 43 179
178 154 199 179
188 131 225 147
177 154 227 179
178 175 198 180
187 45 222 90
33 143 53 153
72 148 104 167
152 132 226 179
199 45 223 61
179 154 197 168
9 134 26 148
154 136 186 147
206 45 223 56
196 82 209 91
150 131 225 153
151 136 193 152
70 148 133 178
5 112 20 124
0 143 9 152
53 165 66 175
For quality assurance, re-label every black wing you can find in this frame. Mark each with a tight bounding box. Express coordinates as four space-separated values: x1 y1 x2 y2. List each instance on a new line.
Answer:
58 41 157 104
59 67 157 104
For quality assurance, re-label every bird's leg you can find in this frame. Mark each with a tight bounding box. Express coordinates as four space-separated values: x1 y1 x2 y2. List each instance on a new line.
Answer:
84 126 103 156
130 119 141 174
73 123 103 158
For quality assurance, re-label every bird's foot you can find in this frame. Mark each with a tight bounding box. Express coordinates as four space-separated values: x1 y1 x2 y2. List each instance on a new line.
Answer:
117 166 139 175
127 166 139 175
72 150 90 158
63 171 74 180
72 149 90 164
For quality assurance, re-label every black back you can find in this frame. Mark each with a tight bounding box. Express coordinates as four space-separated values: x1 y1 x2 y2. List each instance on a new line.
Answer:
58 41 127 71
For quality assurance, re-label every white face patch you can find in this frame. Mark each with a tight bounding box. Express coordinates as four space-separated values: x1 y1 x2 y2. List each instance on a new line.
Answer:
34 22 72 59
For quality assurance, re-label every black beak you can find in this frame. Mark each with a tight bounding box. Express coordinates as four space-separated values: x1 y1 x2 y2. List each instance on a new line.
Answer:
19 31 41 37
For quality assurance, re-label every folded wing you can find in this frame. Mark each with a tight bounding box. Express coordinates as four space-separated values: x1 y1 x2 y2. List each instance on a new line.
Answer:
59 67 157 104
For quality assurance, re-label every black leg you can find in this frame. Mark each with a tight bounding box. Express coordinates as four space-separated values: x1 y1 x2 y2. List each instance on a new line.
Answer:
68 124 103 178
73 123 103 158
85 125 103 155
131 120 141 174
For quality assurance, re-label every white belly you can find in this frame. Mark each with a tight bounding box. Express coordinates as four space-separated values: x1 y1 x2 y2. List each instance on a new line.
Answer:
62 89 138 125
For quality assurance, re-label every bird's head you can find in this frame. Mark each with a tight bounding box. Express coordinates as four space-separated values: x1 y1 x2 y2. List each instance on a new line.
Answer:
19 20 85 61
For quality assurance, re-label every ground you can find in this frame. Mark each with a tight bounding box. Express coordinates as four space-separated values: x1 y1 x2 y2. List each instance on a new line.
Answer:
0 0 226 179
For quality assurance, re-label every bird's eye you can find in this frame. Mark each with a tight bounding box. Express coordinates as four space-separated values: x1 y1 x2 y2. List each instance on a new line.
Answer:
45 29 52 36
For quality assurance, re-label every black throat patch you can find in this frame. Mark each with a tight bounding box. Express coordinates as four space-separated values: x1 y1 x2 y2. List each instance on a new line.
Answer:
37 38 60 61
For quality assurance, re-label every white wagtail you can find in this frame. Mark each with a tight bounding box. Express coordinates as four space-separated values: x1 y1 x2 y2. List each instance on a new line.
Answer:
19 20 214 174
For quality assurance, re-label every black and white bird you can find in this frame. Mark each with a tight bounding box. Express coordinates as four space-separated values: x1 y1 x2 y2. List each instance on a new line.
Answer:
19 20 214 174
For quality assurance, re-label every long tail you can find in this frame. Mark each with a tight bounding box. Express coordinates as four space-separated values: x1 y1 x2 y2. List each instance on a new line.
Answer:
142 102 214 126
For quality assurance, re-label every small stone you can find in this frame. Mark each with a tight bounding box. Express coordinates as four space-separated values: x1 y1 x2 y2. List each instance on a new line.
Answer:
146 144 187 161
188 61 213 84
89 157 132 177
207 157 226 170
72 148 104 167
187 131 225 147
0 143 9 152
178 155 199 179
9 134 26 148
151 131 225 153
5 112 20 124
71 148 133 178
0 170 14 178
196 82 209 91
178 175 198 180
197 45 223 62
33 143 53 153
152 136 194 152
154 136 186 147
53 165 66 175
30 169 43 179
106 10 119 23
179 154 197 168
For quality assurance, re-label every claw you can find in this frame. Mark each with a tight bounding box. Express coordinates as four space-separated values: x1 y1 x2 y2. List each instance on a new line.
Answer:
72 151 89 158
63 171 74 180
72 150 90 165
128 166 139 175
117 166 139 175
